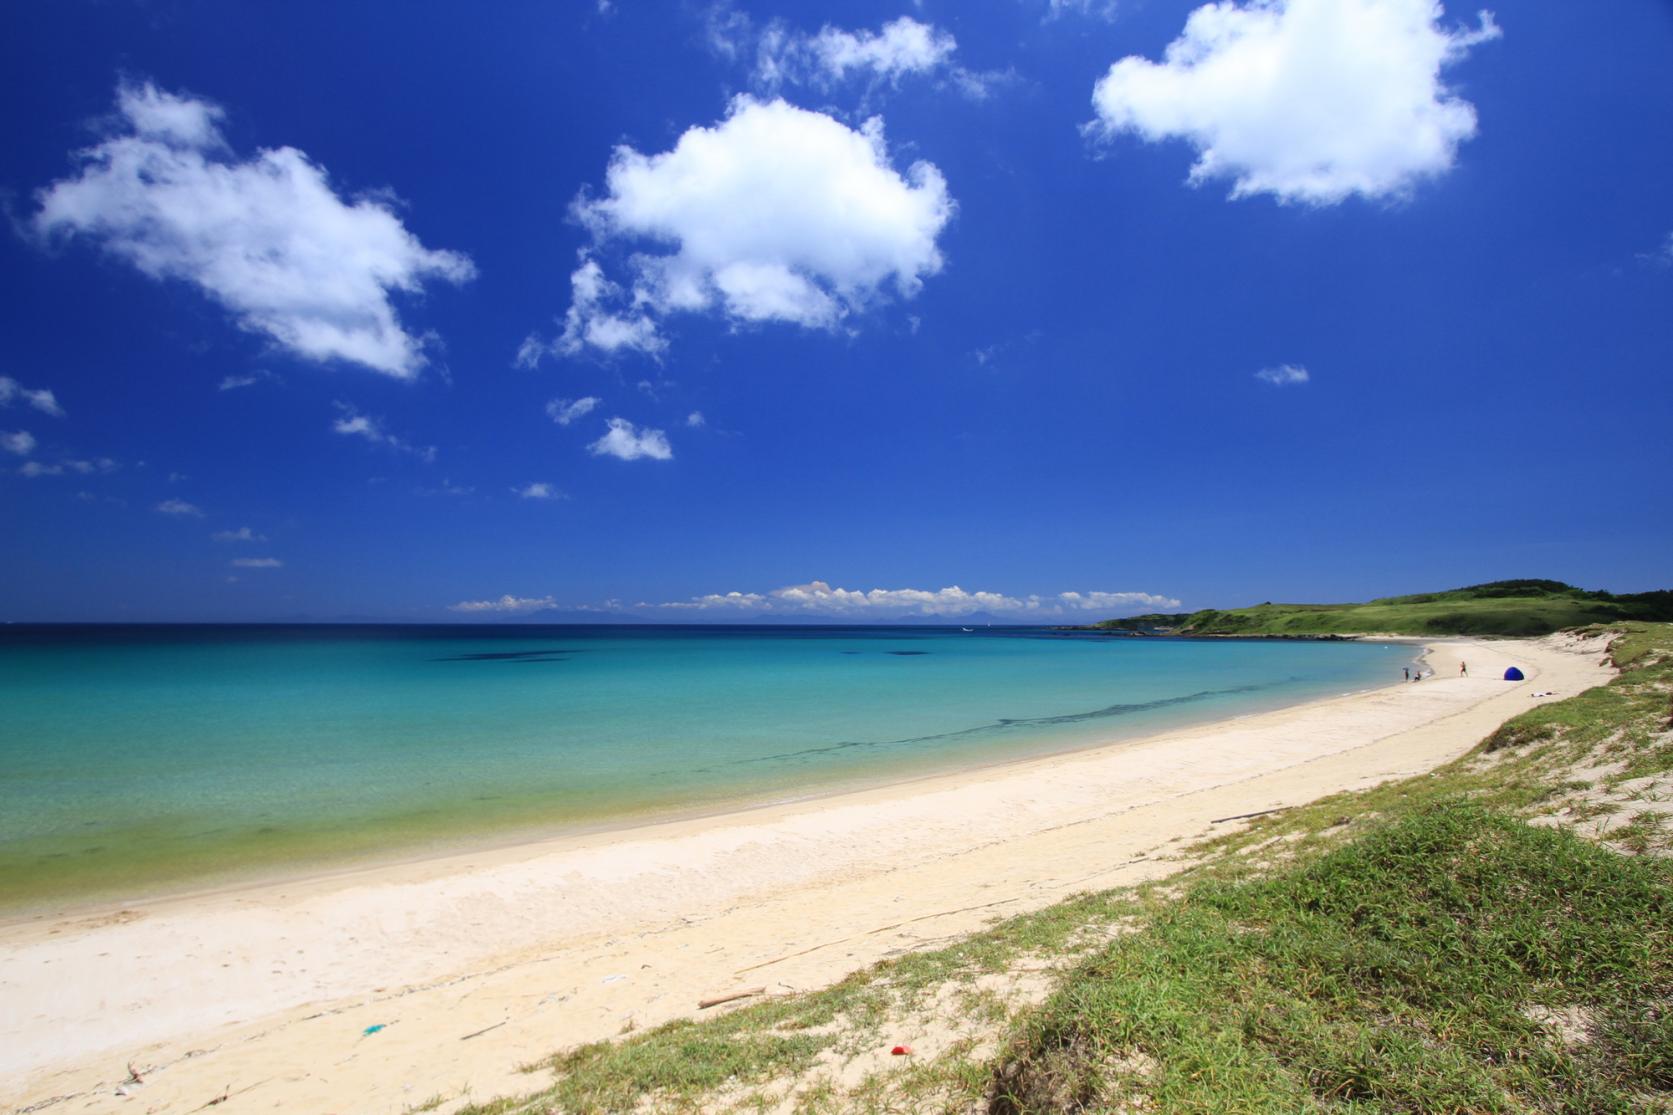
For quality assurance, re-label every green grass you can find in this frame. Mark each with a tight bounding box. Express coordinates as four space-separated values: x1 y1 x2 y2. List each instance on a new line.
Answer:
988 803 1673 1113
1091 579 1673 638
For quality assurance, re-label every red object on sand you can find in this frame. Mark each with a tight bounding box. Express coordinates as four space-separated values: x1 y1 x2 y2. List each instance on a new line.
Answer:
891 1044 913 1056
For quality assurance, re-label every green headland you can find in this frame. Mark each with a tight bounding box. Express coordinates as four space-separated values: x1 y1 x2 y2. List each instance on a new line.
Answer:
1084 578 1673 638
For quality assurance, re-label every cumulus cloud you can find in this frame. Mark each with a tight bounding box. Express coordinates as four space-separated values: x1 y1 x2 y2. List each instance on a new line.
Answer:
231 557 283 568
2 431 36 456
449 594 558 614
685 411 706 428
546 395 602 426
156 498 203 516
589 417 672 461
514 481 564 500
1087 0 1502 204
528 96 954 359
212 526 265 541
33 82 475 377
331 403 436 461
659 580 1181 618
1255 363 1310 386
0 376 65 417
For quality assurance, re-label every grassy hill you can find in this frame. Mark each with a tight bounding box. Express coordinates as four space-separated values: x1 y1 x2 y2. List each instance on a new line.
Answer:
1090 579 1673 638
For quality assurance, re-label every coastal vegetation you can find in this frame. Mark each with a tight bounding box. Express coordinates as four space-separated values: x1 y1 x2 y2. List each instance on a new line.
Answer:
458 622 1673 1113
1086 579 1673 638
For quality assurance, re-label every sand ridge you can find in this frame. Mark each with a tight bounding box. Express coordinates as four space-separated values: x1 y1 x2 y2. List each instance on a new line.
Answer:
0 635 1612 1114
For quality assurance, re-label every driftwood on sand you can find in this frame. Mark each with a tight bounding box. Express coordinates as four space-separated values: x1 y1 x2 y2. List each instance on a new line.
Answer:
698 987 767 1010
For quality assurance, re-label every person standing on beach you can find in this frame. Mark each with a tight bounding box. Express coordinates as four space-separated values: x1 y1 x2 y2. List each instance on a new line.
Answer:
1404 666 1410 681
1460 661 1468 676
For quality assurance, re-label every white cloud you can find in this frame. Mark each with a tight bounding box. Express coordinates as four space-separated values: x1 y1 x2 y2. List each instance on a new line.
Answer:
1045 0 1121 21
2 431 36 456
534 257 665 363
758 16 958 88
1641 231 1673 268
537 96 953 357
0 376 65 417
659 580 1181 618
589 417 672 461
449 594 558 614
18 462 61 477
1048 591 1183 612
685 410 706 428
546 395 602 426
156 498 203 516
212 526 265 542
231 557 283 568
331 403 436 461
514 481 564 500
218 370 276 391
1255 363 1310 385
34 82 475 377
1087 0 1502 204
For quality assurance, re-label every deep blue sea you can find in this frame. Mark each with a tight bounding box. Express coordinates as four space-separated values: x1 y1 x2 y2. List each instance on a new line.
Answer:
0 624 1414 909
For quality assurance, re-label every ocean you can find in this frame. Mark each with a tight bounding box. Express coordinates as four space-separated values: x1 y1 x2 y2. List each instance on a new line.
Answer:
0 624 1413 911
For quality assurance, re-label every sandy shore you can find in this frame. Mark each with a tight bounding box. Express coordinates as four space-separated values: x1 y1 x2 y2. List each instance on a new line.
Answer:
1 634 1612 1114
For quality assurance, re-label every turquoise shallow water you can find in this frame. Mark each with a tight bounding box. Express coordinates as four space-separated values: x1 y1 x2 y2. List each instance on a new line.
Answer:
0 625 1414 910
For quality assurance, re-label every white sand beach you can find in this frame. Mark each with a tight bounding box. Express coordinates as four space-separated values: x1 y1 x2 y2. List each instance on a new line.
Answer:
0 634 1613 1114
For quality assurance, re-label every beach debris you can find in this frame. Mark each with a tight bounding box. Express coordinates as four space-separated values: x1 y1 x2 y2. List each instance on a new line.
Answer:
891 1044 914 1056
205 1084 231 1106
362 1023 388 1036
697 986 766 1010
459 1021 507 1041
1209 807 1287 825
124 1062 145 1084
601 973 627 985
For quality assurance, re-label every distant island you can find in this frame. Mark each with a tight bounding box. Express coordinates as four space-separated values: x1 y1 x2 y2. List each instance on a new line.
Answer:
1080 579 1673 638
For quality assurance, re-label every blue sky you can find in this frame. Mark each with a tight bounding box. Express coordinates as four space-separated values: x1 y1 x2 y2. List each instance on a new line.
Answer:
2 0 1669 622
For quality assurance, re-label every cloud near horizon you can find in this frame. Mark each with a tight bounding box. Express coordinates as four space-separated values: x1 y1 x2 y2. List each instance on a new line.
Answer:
1087 0 1502 204
521 96 954 362
33 82 475 377
447 581 1181 619
660 581 1182 618
449 594 559 614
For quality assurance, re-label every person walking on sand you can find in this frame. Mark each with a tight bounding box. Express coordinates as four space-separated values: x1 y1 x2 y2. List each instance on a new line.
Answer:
1460 661 1468 677
1403 666 1410 681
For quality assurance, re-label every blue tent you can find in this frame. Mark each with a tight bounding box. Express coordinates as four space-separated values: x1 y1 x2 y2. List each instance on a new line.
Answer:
1503 666 1525 681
